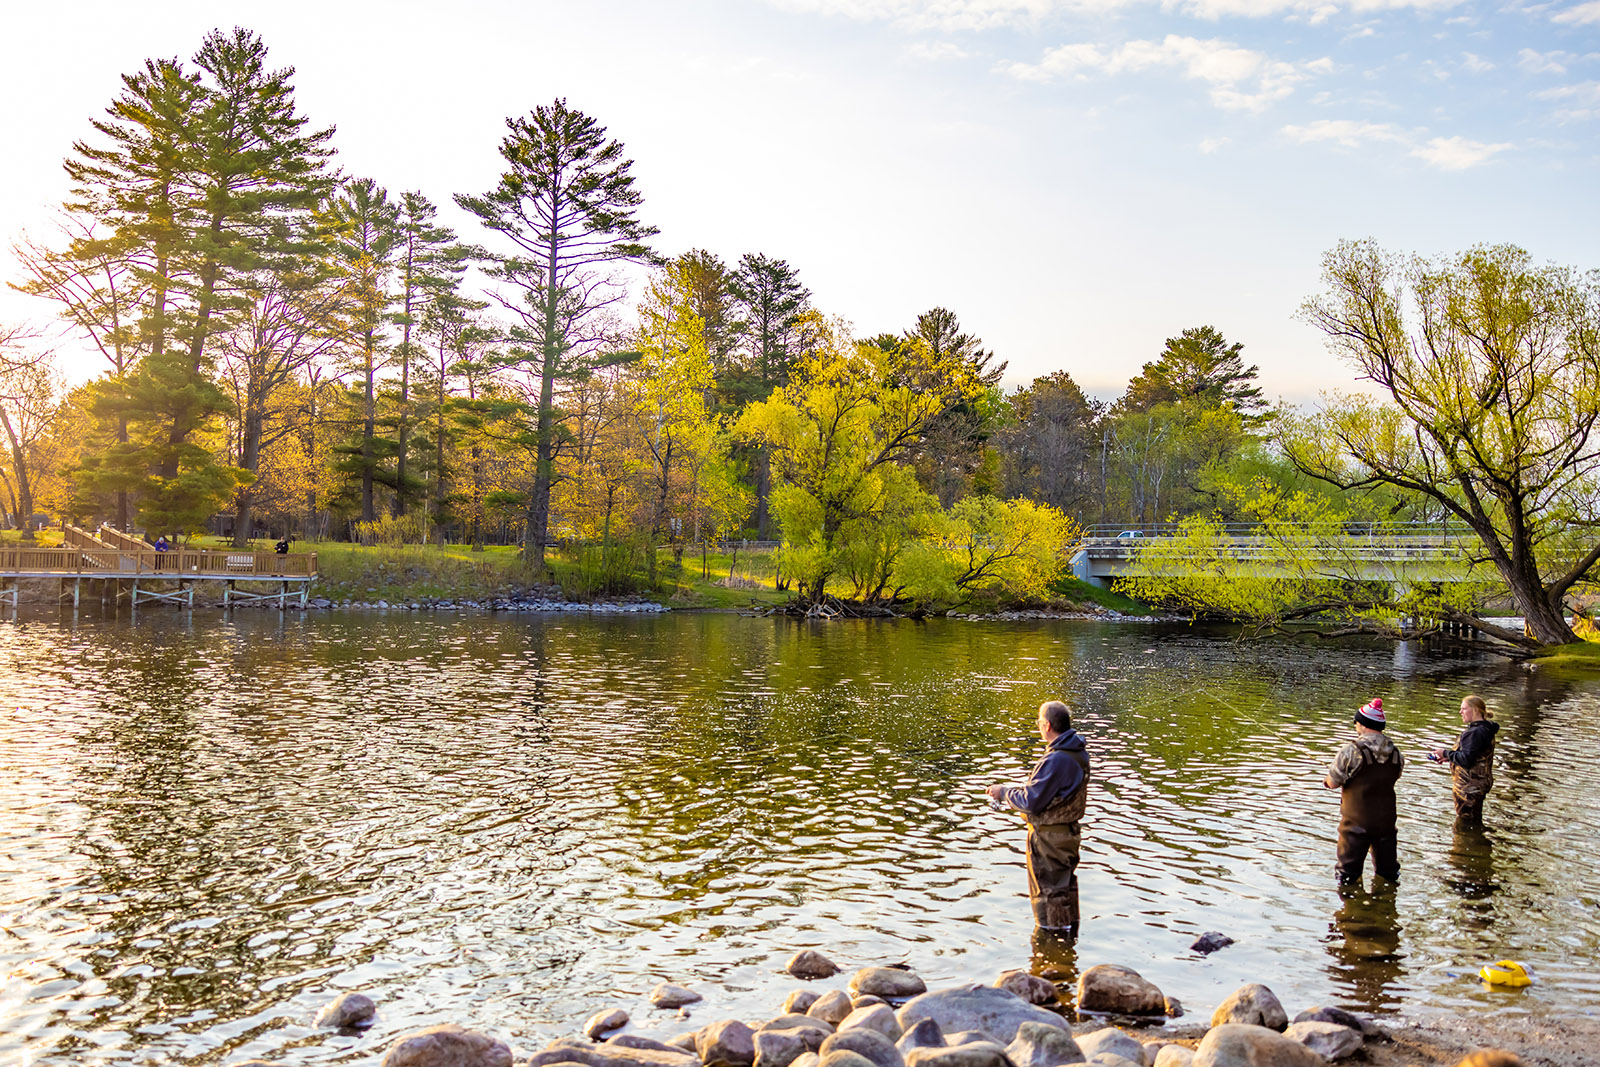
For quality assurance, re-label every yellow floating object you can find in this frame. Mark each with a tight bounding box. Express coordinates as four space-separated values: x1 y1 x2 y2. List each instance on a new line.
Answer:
1479 960 1532 987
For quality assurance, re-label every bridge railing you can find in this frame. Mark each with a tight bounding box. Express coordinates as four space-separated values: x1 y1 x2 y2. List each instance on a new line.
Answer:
1081 520 1472 540
0 546 318 577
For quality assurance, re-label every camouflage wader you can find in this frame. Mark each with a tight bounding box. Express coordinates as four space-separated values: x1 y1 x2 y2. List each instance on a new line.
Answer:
1024 750 1090 930
1452 743 1495 820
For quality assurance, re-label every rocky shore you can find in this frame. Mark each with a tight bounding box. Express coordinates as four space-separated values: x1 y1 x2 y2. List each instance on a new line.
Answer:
237 594 668 613
273 951 1566 1067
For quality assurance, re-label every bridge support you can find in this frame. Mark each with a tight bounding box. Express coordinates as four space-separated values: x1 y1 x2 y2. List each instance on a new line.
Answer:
130 579 194 607
0 580 15 608
224 579 302 610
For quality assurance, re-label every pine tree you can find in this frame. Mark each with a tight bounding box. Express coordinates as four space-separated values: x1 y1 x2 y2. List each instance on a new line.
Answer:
455 98 658 566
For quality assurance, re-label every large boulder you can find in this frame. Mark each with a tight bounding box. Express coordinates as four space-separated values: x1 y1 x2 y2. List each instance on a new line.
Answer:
698 1020 758 1067
819 1028 906 1067
897 986 1069 1045
819 1053 879 1067
1004 1020 1085 1067
838 1004 903 1043
811 992 856 1026
756 1030 814 1067
854 996 889 1010
1193 1025 1320 1067
896 1019 945 1053
905 1043 1013 1067
1076 966 1166 1017
790 952 843 980
1208 986 1288 1032
587 1010 631 1039
1086 1057 1141 1067
996 971 1059 1006
382 1025 514 1067
850 969 928 1000
316 992 377 1029
791 1056 820 1067
1075 1028 1143 1065
1283 1023 1361 1061
611 1035 697 1057
1152 1047 1194 1067
529 1042 699 1067
761 1016 835 1036
653 984 705 1009
786 991 823 1016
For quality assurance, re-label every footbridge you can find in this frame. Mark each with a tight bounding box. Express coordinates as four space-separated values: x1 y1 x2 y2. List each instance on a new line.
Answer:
1069 522 1478 591
0 524 318 608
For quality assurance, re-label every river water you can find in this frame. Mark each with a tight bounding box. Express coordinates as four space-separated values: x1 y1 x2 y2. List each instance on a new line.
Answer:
0 610 1596 1064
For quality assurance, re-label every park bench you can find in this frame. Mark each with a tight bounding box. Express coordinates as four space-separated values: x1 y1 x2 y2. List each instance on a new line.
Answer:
226 554 257 573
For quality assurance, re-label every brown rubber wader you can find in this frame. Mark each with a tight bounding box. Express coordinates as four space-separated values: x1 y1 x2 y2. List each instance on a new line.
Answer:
1337 746 1402 884
1451 741 1495 820
1024 750 1090 930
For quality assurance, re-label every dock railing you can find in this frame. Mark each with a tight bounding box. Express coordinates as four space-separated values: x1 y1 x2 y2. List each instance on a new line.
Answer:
0 544 318 578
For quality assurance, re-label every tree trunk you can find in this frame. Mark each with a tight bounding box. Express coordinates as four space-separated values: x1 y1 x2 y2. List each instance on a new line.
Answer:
361 329 376 523
0 409 34 542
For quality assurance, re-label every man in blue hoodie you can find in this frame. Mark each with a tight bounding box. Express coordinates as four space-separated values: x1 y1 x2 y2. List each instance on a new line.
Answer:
987 700 1091 932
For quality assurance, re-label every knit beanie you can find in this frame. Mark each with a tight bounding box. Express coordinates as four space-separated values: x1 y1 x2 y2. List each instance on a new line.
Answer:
1354 698 1387 731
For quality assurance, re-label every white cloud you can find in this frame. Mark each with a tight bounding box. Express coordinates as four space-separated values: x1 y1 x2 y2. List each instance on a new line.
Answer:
1535 80 1600 119
1000 35 1331 111
770 0 1469 28
1519 48 1569 75
1461 52 1494 73
906 40 970 60
1199 136 1232 152
1409 135 1513 169
1281 118 1407 146
1553 1 1600 25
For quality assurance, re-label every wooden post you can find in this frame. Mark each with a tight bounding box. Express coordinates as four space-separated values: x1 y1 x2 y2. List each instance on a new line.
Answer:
280 580 288 610
224 581 232 609
73 577 80 609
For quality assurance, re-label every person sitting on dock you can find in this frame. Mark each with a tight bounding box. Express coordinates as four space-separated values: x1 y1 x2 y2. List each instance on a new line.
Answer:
1429 694 1498 823
986 700 1091 934
1323 698 1404 885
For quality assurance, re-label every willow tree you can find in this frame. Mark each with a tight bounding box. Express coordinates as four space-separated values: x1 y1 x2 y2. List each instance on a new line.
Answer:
738 314 984 604
1295 240 1600 649
455 99 657 566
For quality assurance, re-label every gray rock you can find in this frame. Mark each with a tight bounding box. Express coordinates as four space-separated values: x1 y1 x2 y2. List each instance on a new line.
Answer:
995 971 1058 1006
1163 998 1183 1021
819 1053 879 1067
1283 1022 1362 1061
945 1033 988 1047
819 1027 906 1067
896 1019 946 1053
1086 1056 1141 1067
587 1010 631 1039
898 985 1069 1045
838 1004 903 1043
1209 986 1287 1032
1151 1047 1194 1067
789 951 843 979
1075 1029 1143 1066
670 1034 701 1053
853 996 888 1009
1189 933 1233 955
756 1030 813 1067
529 1042 699 1067
698 1021 758 1067
1075 966 1165 1017
1192 1025 1321 1067
381 1025 514 1067
850 968 927 1000
316 992 377 1029
761 1016 835 1036
792 1055 820 1067
1288 1007 1362 1033
810 992 856 1026
786 991 823 1016
611 1035 696 1057
904 1043 1012 1067
1004 1021 1085 1067
653 984 704 1009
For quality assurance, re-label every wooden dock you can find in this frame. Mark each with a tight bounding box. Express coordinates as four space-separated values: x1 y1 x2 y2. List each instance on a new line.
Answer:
1 524 318 608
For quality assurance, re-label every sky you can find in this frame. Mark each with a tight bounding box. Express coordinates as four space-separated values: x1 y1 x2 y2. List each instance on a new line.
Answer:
0 0 1595 404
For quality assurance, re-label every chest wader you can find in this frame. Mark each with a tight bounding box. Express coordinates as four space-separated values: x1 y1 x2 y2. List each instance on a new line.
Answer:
1451 737 1495 821
1024 749 1090 931
1337 747 1402 884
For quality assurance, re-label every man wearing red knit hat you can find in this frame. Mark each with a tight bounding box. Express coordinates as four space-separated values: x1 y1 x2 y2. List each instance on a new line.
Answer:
1322 697 1405 885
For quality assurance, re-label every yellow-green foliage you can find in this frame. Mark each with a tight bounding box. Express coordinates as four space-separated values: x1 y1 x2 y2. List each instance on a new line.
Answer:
312 542 530 601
